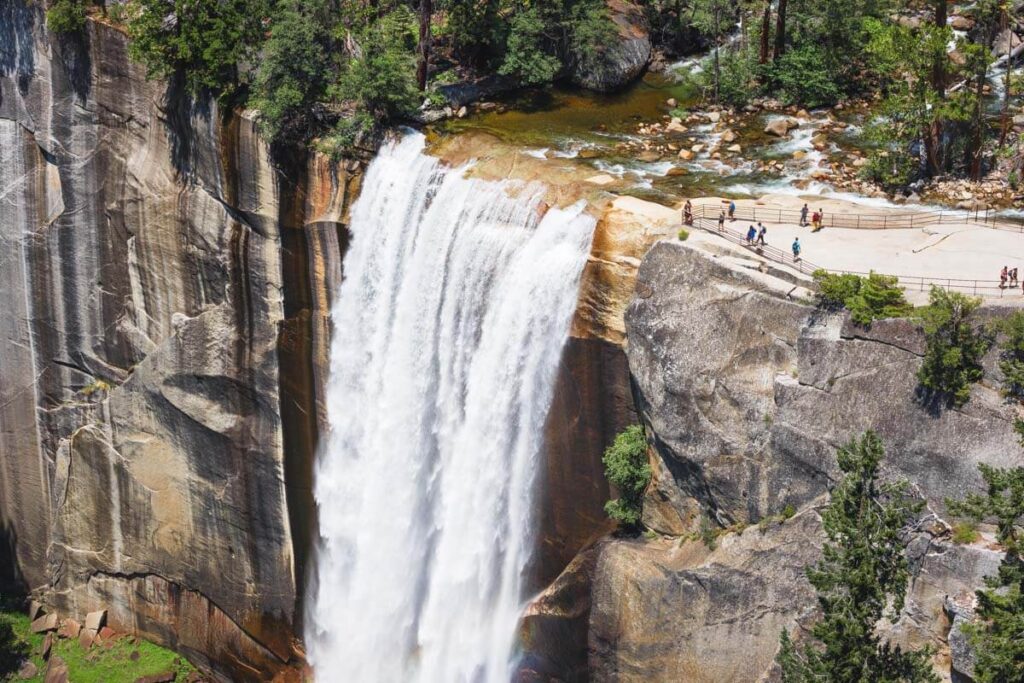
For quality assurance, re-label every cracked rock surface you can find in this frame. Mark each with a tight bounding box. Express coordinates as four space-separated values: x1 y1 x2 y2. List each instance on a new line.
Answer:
0 4 356 680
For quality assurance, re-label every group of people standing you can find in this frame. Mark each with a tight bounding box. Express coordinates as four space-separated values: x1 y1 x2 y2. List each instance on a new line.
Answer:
1000 266 1022 293
799 203 826 232
686 198 802 261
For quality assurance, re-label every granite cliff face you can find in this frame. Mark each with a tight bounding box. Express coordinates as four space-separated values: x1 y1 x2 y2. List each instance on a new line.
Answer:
528 239 1018 683
0 5 356 679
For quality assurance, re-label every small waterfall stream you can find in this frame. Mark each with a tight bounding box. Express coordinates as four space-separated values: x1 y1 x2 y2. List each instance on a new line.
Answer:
306 133 595 682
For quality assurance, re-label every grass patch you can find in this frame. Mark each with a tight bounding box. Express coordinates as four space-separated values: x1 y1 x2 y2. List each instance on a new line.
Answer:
0 600 197 683
950 521 980 545
677 228 689 241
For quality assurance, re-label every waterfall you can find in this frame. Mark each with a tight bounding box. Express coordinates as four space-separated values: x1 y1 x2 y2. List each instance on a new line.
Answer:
306 133 595 682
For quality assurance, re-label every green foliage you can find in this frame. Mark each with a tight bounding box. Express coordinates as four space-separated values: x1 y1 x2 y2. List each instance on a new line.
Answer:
951 521 980 545
127 0 270 99
316 111 375 159
499 6 561 86
782 504 796 520
916 287 990 408
700 48 757 107
0 602 196 682
813 270 863 308
761 45 842 108
445 0 505 66
999 312 1024 402
862 17 993 183
251 0 334 143
812 270 911 326
776 431 937 683
699 514 717 549
846 273 913 326
333 7 419 121
566 0 616 74
677 228 689 241
1015 418 1024 447
602 425 651 530
949 465 1024 683
46 0 88 34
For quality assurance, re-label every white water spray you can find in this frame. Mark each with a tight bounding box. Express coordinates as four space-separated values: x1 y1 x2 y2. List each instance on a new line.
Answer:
306 133 595 682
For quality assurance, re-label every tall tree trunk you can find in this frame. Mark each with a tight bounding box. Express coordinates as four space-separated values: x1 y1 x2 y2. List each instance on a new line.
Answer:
417 0 432 91
968 69 986 180
927 0 947 175
759 2 772 64
999 5 1011 146
713 5 721 104
773 0 787 62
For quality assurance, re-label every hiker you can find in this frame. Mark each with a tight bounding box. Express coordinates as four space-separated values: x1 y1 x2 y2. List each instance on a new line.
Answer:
1012 267 1019 287
800 203 809 227
729 200 737 221
718 210 726 231
746 225 757 243
683 200 694 226
811 210 822 232
792 237 801 260
1001 266 1009 288
756 222 767 246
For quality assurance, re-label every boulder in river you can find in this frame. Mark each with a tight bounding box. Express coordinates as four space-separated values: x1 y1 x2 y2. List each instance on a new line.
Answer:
765 117 798 137
568 0 652 92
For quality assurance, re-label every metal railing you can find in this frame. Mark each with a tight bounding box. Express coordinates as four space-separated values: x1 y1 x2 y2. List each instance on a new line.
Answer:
692 218 1021 298
694 203 1024 232
693 218 824 275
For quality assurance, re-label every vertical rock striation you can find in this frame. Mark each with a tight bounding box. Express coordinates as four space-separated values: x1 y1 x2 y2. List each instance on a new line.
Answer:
0 4 357 679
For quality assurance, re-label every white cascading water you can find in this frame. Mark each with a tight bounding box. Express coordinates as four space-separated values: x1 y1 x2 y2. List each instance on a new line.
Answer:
306 132 595 682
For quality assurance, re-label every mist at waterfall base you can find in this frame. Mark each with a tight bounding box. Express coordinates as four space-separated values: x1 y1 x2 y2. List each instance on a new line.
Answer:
306 133 596 682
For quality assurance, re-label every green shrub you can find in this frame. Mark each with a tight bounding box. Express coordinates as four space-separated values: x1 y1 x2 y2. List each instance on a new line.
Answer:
999 311 1024 401
812 270 911 325
332 7 419 122
813 270 863 308
761 45 842 108
713 50 758 108
678 228 689 241
1015 418 1024 447
127 0 270 99
951 521 980 545
566 0 616 74
46 0 88 34
602 425 652 530
699 514 718 549
917 287 990 408
781 504 796 520
250 0 334 143
316 112 374 159
775 431 935 683
499 5 561 86
846 272 913 325
948 464 1024 683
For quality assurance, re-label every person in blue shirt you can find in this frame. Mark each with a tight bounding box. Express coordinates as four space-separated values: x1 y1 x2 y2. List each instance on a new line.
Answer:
729 200 737 221
792 237 801 260
746 225 757 243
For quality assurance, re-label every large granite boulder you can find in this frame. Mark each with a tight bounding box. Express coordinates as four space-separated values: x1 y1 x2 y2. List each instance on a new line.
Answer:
625 241 1022 529
530 500 1002 682
568 0 651 92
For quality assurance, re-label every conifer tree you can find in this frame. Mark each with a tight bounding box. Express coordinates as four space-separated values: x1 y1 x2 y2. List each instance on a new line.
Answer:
949 465 1024 683
777 431 938 683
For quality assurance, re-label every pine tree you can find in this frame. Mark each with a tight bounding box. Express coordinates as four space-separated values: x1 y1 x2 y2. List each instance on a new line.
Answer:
777 431 938 683
949 465 1024 683
916 287 990 408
